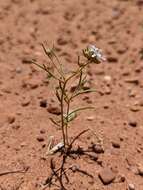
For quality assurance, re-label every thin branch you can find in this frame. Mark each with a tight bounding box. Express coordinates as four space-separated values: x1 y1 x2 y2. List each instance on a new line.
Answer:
70 89 103 100
0 167 29 177
41 43 65 80
31 60 61 81
65 106 95 119
69 129 89 148
65 61 90 85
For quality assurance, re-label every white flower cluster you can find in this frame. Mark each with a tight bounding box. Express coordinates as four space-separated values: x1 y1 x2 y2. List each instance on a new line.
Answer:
83 44 106 63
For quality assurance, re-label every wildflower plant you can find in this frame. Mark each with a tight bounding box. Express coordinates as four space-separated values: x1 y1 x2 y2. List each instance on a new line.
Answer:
32 43 105 154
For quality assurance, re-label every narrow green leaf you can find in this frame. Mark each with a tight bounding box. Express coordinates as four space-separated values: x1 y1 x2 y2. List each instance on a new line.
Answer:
55 89 61 102
68 106 95 117
64 111 77 123
64 106 95 125
71 89 98 99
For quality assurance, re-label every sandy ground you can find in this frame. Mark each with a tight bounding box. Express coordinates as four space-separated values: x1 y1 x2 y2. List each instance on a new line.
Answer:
0 0 143 189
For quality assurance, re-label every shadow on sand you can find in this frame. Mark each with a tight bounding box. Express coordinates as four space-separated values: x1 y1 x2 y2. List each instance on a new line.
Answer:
41 129 101 190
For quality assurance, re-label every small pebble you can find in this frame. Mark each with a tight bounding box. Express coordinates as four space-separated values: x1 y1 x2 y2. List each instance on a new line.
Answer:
107 56 118 63
128 120 137 127
103 104 109 109
21 98 30 106
99 168 116 185
128 89 137 97
22 58 31 64
139 100 143 106
137 164 143 176
137 0 143 6
103 75 112 84
47 105 61 115
29 82 39 89
16 67 22 73
2 87 11 94
112 141 120 148
40 99 47 108
20 142 27 147
40 129 46 134
57 37 68 46
86 116 95 121
7 115 15 124
125 78 139 85
118 174 125 182
93 144 104 153
130 106 140 112
36 136 44 142
128 183 135 190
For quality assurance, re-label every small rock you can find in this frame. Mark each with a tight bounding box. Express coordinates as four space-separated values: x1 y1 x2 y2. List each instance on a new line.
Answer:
103 104 109 109
47 105 61 115
21 80 28 88
124 78 139 85
2 87 11 94
22 58 31 64
117 47 126 54
21 98 30 106
136 147 142 153
104 86 111 95
137 164 143 176
118 174 126 182
107 56 118 63
122 70 130 76
135 66 141 73
16 67 22 73
40 129 46 134
128 183 135 190
130 106 140 112
137 0 143 6
96 159 103 166
112 8 121 19
40 99 47 108
20 142 27 147
139 100 143 106
128 120 137 127
36 136 44 142
57 37 68 46
112 141 120 148
103 75 112 84
40 8 50 15
7 115 15 124
93 144 104 153
99 168 116 185
29 82 39 89
128 89 137 97
86 116 95 121
108 38 116 44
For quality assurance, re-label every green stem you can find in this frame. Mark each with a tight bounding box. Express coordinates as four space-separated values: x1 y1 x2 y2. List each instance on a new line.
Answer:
41 43 65 80
60 82 66 148
65 101 70 146
65 61 90 86
31 60 62 82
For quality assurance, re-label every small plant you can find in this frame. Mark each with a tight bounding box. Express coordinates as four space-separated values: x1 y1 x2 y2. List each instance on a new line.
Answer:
32 43 105 154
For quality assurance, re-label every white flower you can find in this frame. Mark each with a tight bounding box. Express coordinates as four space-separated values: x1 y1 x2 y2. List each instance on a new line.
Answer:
83 44 106 63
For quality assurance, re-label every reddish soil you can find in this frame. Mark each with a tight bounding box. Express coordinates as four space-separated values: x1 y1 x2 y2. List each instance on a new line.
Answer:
0 0 143 189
